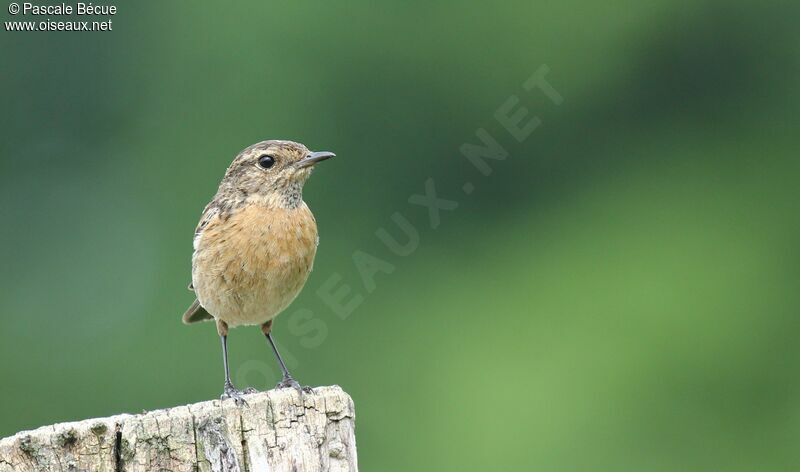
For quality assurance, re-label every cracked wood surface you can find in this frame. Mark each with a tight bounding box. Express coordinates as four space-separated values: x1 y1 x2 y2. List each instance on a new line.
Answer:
0 385 357 472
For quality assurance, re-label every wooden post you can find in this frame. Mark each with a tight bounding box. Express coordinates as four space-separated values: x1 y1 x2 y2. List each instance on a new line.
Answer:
0 385 357 472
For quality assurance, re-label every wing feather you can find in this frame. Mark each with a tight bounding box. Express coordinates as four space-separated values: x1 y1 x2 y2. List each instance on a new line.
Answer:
183 202 221 325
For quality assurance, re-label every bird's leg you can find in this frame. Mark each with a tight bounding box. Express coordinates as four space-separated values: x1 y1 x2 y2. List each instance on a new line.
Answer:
217 320 249 405
261 322 310 392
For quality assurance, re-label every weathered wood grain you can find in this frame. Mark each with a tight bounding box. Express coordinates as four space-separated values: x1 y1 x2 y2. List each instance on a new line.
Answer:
0 386 357 472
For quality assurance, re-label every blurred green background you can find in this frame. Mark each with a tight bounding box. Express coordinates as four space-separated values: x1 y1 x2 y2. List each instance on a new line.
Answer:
2 0 800 469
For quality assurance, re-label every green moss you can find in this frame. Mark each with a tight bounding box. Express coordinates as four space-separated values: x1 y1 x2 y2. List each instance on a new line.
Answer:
18 435 36 455
56 428 78 448
120 439 135 461
90 423 108 435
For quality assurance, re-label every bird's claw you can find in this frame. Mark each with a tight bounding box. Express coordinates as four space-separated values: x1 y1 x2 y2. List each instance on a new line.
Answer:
221 383 250 406
275 376 301 390
275 376 312 393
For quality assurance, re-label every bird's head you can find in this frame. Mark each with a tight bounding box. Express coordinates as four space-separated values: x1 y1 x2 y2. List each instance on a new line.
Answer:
219 139 334 207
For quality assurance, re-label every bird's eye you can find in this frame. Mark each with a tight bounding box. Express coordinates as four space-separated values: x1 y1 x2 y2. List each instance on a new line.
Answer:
257 155 275 169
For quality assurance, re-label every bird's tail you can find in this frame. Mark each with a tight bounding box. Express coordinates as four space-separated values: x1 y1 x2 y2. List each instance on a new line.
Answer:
182 299 214 324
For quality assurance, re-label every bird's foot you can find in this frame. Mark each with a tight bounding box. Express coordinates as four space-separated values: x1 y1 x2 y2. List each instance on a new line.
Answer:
275 376 312 393
242 387 259 394
221 382 250 406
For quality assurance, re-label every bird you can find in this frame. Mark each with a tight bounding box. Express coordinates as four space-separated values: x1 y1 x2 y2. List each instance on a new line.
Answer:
182 139 334 403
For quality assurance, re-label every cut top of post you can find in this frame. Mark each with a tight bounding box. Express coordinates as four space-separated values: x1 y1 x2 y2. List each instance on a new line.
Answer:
0 385 357 472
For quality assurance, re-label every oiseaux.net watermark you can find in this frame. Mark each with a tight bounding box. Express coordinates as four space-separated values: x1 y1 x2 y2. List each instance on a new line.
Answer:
236 65 564 387
5 2 116 31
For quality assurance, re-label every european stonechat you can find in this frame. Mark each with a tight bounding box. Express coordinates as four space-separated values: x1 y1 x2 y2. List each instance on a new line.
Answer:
182 140 334 402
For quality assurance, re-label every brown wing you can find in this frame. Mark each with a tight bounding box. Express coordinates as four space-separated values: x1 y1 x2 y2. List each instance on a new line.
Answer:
182 202 220 325
194 203 220 239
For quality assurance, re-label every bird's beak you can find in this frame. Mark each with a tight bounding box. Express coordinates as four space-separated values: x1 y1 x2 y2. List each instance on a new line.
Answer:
297 151 335 168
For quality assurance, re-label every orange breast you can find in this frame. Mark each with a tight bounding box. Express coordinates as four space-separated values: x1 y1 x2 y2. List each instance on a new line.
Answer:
191 202 318 326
